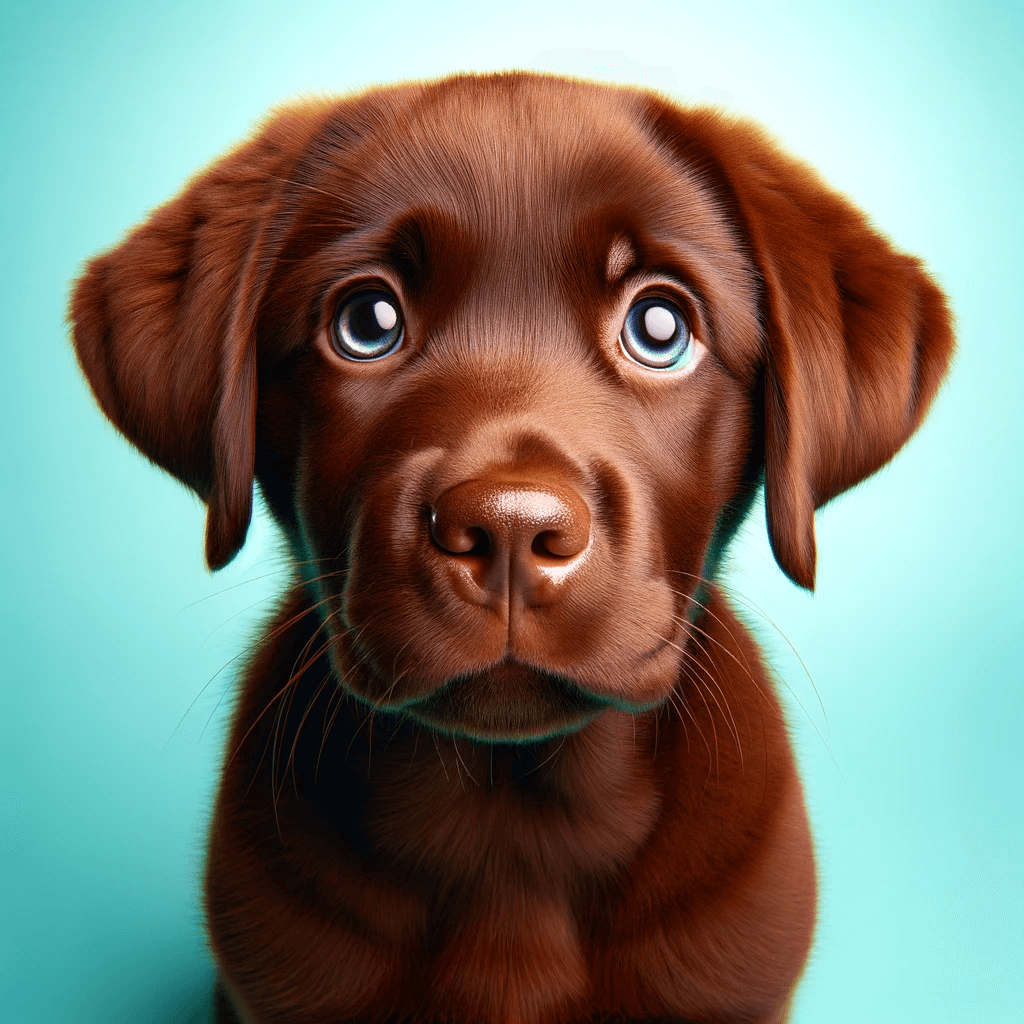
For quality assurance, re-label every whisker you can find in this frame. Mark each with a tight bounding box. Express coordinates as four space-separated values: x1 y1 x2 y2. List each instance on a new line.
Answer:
666 572 840 775
178 555 344 612
451 739 470 791
728 589 830 735
673 609 774 712
346 673 402 770
179 566 294 610
168 597 332 749
199 594 280 651
664 632 743 770
657 634 722 775
523 734 568 776
286 671 333 797
665 571 754 673
431 732 450 782
685 671 720 782
227 630 338 773
670 588 840 771
176 597 327 746
667 690 713 792
316 682 349 781
680 619 769 771
670 568 828 734
272 609 342 789
164 654 244 750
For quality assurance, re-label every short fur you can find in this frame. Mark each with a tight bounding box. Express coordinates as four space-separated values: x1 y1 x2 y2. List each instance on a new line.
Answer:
70 73 954 1024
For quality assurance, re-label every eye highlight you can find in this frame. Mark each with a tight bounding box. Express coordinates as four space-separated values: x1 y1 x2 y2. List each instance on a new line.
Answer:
619 297 694 371
332 289 403 361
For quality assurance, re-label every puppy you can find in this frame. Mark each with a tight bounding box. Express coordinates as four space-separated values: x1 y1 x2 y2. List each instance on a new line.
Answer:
70 73 953 1024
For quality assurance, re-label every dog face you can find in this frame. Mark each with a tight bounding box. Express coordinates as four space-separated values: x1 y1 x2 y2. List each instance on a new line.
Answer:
261 85 766 742
70 74 953 745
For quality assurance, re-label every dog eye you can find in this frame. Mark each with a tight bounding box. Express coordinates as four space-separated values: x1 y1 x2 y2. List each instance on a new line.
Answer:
332 290 404 360
619 298 693 371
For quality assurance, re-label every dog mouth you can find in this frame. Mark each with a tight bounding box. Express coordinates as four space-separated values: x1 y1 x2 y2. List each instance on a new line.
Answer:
402 659 606 743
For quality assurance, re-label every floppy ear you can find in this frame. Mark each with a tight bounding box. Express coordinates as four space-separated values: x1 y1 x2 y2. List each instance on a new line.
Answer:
682 117 955 589
746 149 953 588
70 110 320 569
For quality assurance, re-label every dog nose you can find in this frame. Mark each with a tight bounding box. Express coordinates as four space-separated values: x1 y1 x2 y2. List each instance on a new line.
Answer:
430 479 591 599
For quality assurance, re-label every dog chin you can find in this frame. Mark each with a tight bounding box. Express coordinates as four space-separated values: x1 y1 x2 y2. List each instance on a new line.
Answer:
400 659 607 744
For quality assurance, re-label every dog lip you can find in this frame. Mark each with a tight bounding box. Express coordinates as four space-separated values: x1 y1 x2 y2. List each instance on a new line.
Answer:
401 657 607 741
636 618 691 663
639 637 672 661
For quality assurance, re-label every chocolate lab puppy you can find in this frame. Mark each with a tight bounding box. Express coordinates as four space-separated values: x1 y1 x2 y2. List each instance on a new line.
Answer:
70 73 953 1024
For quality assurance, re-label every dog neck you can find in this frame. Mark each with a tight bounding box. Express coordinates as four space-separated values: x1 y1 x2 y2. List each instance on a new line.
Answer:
355 708 664 886
235 587 664 887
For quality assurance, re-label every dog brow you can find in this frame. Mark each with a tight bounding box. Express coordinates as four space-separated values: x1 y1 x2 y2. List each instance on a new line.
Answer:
605 234 637 284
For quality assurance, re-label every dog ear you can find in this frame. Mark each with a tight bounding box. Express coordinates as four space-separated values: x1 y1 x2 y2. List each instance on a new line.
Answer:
658 112 955 590
740 143 954 589
70 110 320 569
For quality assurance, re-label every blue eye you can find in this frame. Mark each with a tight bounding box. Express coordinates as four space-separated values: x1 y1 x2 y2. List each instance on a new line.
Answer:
332 289 403 360
619 297 693 370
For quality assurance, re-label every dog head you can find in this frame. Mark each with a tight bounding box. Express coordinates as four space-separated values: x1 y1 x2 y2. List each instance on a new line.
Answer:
70 74 953 743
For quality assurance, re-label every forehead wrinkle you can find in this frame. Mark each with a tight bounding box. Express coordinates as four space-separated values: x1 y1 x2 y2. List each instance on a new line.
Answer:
421 270 589 372
327 78 647 244
304 77 754 369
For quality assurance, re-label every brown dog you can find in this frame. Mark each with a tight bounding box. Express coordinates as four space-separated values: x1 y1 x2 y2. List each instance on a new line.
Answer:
70 73 953 1024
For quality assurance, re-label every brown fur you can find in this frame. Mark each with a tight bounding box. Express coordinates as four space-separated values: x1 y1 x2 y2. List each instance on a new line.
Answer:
69 73 954 1024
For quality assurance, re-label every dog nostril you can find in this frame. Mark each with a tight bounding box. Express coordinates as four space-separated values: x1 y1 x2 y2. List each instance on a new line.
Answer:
531 524 586 560
463 527 490 557
532 532 558 559
429 510 491 556
430 479 591 567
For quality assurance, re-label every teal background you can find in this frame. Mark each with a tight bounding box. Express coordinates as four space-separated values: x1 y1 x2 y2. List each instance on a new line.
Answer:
3 1 1022 1021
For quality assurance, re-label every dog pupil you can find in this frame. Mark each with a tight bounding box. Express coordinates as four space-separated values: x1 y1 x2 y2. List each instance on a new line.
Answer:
352 298 397 341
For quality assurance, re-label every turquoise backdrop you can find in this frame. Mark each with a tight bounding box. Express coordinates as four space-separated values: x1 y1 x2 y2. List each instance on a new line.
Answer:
3 1 1021 1021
